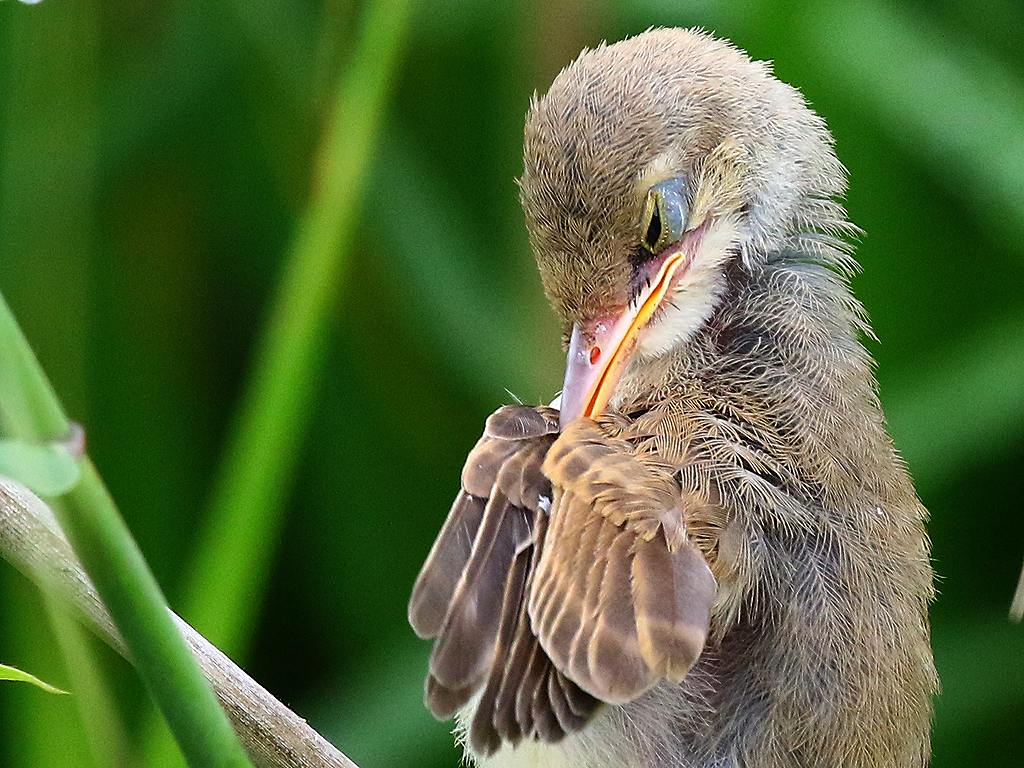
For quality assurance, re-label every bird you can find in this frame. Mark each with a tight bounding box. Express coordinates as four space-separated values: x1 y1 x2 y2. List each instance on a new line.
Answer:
408 27 937 768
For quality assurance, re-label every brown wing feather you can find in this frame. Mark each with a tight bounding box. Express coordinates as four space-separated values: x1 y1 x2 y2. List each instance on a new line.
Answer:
582 526 652 702
531 491 590 652
408 491 485 639
544 669 574 733
532 665 566 743
424 674 473 719
428 485 530 690
485 404 559 440
527 417 718 704
632 534 716 683
566 516 617 685
409 405 716 756
491 510 548 739
468 543 532 755
555 669 599 720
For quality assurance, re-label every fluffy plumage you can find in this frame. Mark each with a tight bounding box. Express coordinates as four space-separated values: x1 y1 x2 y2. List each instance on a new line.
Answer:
410 27 936 768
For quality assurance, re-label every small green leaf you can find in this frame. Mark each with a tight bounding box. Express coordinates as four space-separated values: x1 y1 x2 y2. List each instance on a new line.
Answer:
0 439 80 496
0 664 69 695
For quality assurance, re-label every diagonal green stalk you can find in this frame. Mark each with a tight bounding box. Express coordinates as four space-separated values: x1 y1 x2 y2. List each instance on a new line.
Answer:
179 0 412 659
0 292 252 768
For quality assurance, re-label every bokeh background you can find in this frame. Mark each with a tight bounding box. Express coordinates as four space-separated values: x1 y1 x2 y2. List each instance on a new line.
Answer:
1 0 1021 766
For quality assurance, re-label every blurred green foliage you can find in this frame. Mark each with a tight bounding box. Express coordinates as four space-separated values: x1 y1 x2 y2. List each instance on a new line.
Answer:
0 1 1021 767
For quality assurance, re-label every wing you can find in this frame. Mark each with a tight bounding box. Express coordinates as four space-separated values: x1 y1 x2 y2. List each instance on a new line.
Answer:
531 418 717 703
408 405 595 754
408 406 717 756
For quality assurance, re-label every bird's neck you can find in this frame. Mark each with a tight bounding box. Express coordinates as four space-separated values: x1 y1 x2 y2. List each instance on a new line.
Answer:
614 250 907 504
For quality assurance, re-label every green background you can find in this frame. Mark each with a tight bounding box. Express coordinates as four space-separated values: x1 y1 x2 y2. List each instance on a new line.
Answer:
0 0 1021 766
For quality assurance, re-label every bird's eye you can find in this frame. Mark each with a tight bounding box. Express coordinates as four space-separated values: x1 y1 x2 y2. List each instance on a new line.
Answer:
642 201 663 253
639 176 688 255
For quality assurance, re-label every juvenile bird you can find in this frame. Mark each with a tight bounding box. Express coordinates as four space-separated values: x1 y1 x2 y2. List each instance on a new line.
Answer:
409 28 936 768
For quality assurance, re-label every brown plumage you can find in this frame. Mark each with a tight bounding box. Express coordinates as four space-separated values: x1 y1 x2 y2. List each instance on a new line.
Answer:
410 27 936 768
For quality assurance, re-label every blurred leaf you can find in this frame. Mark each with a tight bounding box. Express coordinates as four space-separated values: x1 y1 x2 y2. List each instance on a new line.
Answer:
800 0 1024 242
371 132 561 404
179 0 414 660
44 600 131 768
0 664 69 696
0 439 80 497
932 615 1024 765
885 311 1024 491
310 635 460 768
0 0 101 762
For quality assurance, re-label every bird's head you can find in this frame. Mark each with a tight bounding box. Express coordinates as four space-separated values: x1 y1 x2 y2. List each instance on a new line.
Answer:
519 28 847 428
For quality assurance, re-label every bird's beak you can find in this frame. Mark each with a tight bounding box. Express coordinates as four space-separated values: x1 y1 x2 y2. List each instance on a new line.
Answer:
559 247 690 430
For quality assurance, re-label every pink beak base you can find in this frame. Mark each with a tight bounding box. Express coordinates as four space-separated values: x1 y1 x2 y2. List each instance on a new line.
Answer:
558 248 690 430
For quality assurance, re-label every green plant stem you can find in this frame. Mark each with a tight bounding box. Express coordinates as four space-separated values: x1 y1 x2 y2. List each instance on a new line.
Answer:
180 0 412 658
0 292 252 768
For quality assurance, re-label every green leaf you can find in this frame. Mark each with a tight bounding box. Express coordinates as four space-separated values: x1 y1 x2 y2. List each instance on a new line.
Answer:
0 439 80 497
0 664 69 695
180 0 414 660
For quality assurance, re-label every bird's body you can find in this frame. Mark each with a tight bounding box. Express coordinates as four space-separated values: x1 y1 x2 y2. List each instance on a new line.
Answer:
410 28 936 768
466 259 934 768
